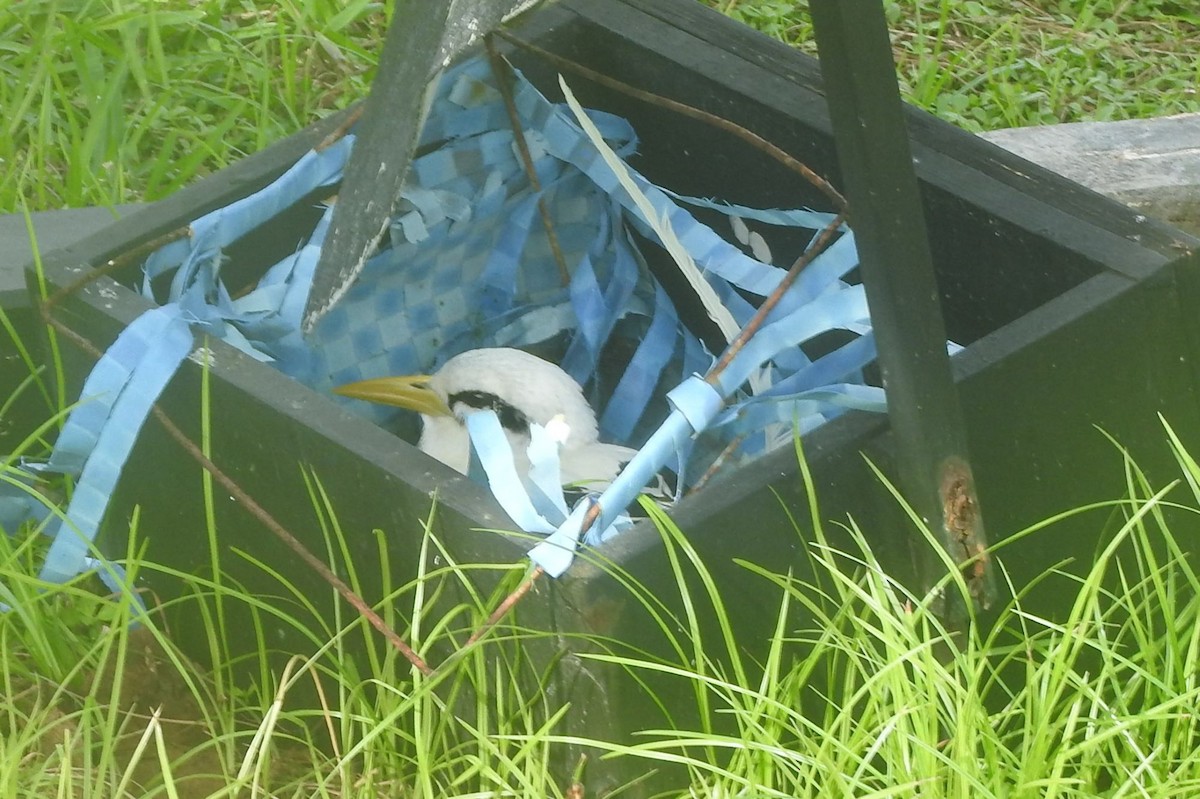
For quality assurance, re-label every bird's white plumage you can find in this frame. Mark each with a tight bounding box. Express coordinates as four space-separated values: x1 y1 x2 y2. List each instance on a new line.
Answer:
409 348 636 487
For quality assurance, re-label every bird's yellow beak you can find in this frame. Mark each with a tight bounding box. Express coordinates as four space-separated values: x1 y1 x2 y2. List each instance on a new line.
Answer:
333 374 452 417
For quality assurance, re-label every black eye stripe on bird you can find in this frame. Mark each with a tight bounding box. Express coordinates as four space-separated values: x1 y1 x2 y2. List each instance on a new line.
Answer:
333 347 645 491
447 390 531 433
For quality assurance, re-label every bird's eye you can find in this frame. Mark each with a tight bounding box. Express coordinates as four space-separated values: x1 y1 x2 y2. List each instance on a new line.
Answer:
447 390 531 434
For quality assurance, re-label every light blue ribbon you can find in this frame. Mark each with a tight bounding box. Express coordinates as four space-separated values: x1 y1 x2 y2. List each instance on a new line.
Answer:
40 304 194 584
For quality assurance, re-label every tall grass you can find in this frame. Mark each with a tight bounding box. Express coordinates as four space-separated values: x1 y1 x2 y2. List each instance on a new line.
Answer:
0 476 577 797
548 432 1200 797
2 1 1196 213
3 392 1200 795
3 276 1200 795
0 0 385 211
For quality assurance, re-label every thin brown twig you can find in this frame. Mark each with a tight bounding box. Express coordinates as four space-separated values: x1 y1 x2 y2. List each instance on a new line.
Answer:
494 28 847 212
708 213 846 382
316 104 365 152
45 226 191 313
485 36 572 286
465 565 544 646
43 313 434 676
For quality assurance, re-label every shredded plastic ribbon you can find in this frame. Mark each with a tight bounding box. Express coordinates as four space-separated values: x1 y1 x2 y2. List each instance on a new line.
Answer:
39 304 195 585
466 410 631 577
17 53 899 587
4 140 353 592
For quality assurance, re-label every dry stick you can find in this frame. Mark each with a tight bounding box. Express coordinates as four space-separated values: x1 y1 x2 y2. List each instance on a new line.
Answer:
43 314 435 677
465 564 544 646
45 226 191 313
316 104 365 152
485 36 572 287
153 407 433 676
494 28 847 212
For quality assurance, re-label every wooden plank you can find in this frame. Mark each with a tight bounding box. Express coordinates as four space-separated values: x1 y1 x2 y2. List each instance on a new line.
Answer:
808 0 992 616
302 0 454 332
303 0 543 332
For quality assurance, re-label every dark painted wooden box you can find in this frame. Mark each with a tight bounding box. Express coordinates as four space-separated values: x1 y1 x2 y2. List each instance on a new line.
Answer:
20 0 1200 785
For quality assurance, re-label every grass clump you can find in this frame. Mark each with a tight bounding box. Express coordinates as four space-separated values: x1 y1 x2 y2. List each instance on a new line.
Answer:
704 0 1200 131
2 0 1197 214
548 432 1200 797
0 496 574 798
0 0 385 212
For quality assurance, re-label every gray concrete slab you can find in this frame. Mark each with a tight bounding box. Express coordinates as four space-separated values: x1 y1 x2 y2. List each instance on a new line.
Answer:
0 205 143 309
980 113 1200 236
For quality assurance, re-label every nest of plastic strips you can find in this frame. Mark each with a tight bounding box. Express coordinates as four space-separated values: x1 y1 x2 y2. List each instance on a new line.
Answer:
30 52 884 585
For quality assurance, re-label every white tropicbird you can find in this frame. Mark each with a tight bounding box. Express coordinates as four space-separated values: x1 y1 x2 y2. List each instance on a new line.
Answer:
334 347 641 490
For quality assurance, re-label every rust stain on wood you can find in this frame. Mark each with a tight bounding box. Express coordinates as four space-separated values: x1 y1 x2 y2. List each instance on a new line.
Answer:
940 456 993 609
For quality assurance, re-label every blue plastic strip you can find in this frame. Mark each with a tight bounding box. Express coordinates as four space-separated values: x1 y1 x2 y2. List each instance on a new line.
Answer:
528 499 591 578
667 192 846 232
561 208 639 384
45 309 185 476
40 305 194 584
668 375 726 432
142 137 353 298
465 411 557 535
83 556 141 607
713 287 870 397
759 333 878 399
524 421 571 521
589 411 700 538
479 192 540 316
600 282 680 442
714 384 887 430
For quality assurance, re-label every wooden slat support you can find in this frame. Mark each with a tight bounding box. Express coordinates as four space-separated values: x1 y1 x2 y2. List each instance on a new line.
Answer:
809 0 996 621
